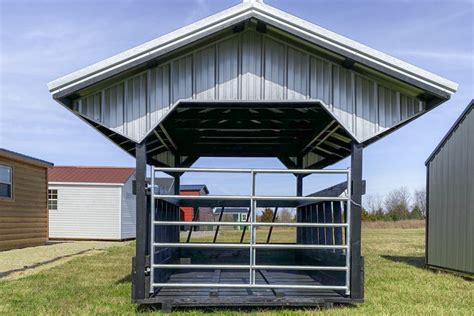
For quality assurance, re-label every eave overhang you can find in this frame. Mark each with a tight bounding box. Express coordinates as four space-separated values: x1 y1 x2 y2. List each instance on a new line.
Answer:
48 1 457 101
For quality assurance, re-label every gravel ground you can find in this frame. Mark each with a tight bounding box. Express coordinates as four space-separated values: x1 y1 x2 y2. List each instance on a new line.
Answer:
0 240 130 280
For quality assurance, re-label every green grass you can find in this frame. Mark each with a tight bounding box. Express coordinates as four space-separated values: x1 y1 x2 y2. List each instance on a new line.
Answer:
0 228 472 315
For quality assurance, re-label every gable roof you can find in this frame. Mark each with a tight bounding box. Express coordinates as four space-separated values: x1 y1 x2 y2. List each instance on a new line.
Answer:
181 184 209 194
151 177 209 194
0 148 53 168
425 100 474 166
48 0 457 99
48 166 135 184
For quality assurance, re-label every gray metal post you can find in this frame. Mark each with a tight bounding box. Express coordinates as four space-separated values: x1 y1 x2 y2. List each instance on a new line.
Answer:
133 141 147 301
350 142 363 300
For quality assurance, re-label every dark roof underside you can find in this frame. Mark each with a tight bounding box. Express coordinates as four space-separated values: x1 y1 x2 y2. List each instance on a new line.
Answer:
145 101 355 168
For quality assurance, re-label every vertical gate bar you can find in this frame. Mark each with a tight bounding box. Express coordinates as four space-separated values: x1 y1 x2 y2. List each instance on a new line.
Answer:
133 141 147 301
266 207 278 243
350 142 363 299
149 166 155 293
213 206 225 243
249 170 256 284
345 167 352 295
296 166 303 244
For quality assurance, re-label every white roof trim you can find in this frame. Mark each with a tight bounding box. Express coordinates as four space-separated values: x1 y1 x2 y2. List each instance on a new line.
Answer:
48 1 457 98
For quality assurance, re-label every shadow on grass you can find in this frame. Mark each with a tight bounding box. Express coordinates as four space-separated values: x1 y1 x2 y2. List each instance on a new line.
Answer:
116 274 131 284
0 249 92 279
381 255 425 268
138 303 357 314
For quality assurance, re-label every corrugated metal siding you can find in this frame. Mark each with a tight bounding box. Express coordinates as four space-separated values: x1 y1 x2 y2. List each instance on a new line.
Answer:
121 176 136 239
73 30 425 142
48 184 122 240
427 107 474 274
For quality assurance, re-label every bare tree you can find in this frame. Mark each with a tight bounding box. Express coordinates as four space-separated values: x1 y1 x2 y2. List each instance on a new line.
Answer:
413 188 426 218
385 187 411 220
276 208 295 222
364 194 385 214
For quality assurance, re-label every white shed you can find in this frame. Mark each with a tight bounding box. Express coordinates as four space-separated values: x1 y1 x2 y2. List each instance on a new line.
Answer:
48 166 136 240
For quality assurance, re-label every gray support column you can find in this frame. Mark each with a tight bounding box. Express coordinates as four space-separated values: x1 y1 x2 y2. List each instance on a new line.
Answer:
133 141 147 301
350 142 364 300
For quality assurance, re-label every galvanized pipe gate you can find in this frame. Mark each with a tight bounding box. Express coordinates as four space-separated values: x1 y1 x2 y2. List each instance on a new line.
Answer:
149 167 352 294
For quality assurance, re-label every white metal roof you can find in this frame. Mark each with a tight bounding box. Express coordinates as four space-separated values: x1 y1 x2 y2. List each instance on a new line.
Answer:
48 0 457 99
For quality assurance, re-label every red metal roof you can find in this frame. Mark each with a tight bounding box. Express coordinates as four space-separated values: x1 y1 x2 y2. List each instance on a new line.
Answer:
48 166 135 184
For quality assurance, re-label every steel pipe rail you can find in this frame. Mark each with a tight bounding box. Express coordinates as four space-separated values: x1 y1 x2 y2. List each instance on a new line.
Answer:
153 194 349 202
153 242 347 250
153 221 348 227
151 283 349 290
152 264 348 271
152 167 350 175
150 165 352 294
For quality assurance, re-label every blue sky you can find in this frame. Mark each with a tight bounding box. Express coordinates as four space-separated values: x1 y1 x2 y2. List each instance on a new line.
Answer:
1 0 473 202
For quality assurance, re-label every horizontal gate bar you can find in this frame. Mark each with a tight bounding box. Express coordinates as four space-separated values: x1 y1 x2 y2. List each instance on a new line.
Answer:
151 283 349 290
152 264 348 271
153 221 348 227
153 195 348 201
153 167 349 174
153 243 347 249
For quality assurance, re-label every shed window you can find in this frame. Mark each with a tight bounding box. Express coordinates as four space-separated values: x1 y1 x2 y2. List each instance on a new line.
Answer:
48 189 58 210
0 165 12 199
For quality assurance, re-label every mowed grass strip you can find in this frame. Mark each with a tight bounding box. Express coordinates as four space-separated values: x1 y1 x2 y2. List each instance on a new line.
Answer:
0 228 473 315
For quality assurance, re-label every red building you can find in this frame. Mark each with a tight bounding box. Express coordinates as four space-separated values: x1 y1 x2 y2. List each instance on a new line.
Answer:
179 185 209 222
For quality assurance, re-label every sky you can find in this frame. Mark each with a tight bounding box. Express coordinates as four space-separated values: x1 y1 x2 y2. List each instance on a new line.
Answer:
1 0 473 204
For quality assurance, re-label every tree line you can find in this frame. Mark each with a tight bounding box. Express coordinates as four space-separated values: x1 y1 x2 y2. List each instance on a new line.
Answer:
362 187 426 221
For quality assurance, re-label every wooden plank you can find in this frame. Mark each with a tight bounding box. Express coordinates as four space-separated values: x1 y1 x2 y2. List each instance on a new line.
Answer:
0 210 47 218
0 237 47 251
0 221 47 229
0 217 48 223
0 231 47 241
0 227 47 235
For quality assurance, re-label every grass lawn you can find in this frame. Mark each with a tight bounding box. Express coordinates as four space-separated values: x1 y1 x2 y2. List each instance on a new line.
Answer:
0 228 472 315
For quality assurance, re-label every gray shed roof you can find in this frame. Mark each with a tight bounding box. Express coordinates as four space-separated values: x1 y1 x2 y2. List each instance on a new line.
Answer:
0 148 53 168
425 99 474 165
48 0 457 99
151 177 209 194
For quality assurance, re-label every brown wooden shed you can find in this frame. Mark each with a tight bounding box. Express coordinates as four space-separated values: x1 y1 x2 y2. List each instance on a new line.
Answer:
0 148 53 251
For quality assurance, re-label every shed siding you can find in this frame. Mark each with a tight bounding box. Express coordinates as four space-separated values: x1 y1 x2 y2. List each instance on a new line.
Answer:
427 106 474 274
72 30 424 143
121 175 136 239
0 158 48 251
48 184 122 240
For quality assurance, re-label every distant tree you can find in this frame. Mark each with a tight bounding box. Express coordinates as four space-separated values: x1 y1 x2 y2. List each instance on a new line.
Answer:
410 206 423 219
276 208 295 223
361 208 369 221
260 208 276 222
363 194 386 221
385 187 411 221
413 188 426 218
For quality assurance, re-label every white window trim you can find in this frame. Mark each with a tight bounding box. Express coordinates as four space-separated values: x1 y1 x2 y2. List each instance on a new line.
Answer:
48 189 58 210
0 164 13 200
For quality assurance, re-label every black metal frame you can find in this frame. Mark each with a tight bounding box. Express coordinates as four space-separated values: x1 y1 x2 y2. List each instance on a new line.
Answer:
131 140 364 309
